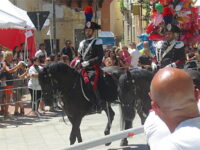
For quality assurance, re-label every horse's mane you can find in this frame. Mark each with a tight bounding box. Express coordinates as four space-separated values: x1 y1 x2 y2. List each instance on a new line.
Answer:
46 62 78 75
129 69 154 81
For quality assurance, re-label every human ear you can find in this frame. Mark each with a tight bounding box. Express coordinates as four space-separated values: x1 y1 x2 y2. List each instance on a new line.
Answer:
151 100 160 115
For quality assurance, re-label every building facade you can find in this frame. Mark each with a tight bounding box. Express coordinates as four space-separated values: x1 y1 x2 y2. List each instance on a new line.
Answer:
121 0 146 45
10 0 119 54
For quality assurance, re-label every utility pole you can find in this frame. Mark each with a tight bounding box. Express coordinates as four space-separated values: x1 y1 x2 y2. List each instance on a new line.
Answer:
52 0 57 53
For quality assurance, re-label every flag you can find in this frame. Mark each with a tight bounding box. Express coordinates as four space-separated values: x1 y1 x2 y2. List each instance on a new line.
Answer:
25 30 33 38
47 28 51 36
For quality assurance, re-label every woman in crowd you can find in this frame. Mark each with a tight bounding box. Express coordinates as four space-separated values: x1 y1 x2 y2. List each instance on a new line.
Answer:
13 61 29 116
2 51 22 118
0 51 5 115
120 46 131 66
28 57 43 115
13 46 23 61
102 49 111 65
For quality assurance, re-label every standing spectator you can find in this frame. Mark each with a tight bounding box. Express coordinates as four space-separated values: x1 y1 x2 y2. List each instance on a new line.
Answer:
20 43 25 60
129 42 141 68
121 46 131 65
35 43 47 58
13 46 23 61
2 51 22 119
56 52 62 62
13 62 28 116
45 57 51 65
0 52 5 115
61 40 75 61
150 68 200 150
50 54 56 62
102 49 110 65
140 41 152 57
28 57 43 115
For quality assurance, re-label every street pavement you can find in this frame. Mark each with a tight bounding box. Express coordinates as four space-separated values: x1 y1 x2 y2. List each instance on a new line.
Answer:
0 104 148 150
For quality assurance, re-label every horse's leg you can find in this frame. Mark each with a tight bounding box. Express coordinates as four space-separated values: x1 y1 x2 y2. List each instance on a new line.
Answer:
136 99 147 125
120 120 133 146
137 98 148 125
68 116 83 145
76 128 82 143
104 103 115 146
120 105 135 147
104 103 115 135
68 117 77 145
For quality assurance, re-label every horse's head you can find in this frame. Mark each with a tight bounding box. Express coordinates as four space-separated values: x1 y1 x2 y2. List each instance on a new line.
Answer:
38 65 56 106
38 62 79 106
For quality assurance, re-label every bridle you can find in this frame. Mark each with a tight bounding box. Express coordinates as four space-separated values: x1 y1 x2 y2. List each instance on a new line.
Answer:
46 70 80 99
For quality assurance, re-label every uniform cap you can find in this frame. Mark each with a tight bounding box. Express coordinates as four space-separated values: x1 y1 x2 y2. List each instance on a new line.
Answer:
84 21 101 30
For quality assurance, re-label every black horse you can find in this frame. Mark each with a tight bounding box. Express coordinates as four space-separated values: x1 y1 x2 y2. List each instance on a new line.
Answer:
117 65 200 146
38 62 119 145
118 69 154 146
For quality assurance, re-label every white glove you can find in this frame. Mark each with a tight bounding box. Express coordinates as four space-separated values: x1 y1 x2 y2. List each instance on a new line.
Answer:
151 62 157 71
165 63 177 68
81 61 89 67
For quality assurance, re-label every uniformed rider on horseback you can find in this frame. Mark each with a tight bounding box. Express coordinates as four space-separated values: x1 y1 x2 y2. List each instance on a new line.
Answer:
76 21 104 111
154 24 185 69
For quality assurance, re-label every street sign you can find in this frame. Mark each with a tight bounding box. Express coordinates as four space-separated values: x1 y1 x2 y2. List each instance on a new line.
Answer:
27 11 50 30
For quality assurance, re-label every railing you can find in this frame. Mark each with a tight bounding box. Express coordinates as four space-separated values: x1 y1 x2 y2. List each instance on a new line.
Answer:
0 78 41 116
58 127 144 150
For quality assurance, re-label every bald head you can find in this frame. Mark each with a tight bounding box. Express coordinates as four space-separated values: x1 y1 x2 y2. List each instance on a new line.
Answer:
150 68 195 111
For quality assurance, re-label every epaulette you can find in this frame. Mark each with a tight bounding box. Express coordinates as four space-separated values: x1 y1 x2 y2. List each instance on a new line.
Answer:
174 41 184 49
95 39 103 45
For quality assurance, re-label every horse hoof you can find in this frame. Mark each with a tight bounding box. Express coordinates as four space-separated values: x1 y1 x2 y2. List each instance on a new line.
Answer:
105 142 111 146
104 130 110 135
120 140 128 146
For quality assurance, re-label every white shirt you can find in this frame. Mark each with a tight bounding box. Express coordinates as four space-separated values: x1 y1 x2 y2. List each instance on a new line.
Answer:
28 65 43 90
144 111 170 150
35 49 47 58
156 117 200 150
129 49 141 68
144 101 200 150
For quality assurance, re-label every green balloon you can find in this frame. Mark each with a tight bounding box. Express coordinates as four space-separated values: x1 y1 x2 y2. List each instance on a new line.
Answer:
155 3 164 13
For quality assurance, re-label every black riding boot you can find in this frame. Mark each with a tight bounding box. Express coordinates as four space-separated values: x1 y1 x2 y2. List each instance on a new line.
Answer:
85 82 102 113
93 89 103 113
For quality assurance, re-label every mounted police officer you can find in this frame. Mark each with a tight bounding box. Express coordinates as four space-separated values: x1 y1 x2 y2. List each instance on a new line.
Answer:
155 24 185 68
76 21 104 112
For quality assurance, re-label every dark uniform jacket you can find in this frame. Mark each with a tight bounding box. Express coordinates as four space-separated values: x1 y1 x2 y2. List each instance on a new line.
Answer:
78 37 104 68
156 40 185 68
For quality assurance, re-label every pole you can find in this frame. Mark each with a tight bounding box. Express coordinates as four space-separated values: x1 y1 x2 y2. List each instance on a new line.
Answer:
49 27 53 54
140 3 143 34
52 0 57 53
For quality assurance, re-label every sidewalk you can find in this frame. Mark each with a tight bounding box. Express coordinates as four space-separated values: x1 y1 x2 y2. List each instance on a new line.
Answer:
0 105 148 150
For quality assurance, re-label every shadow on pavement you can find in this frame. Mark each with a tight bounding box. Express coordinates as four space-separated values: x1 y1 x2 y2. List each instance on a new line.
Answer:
0 110 64 128
108 144 149 150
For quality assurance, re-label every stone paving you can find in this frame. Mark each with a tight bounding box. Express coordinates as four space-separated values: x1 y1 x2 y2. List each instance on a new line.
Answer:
0 104 148 150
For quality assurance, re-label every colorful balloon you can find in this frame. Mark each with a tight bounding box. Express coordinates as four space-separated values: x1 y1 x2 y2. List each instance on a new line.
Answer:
155 3 164 13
